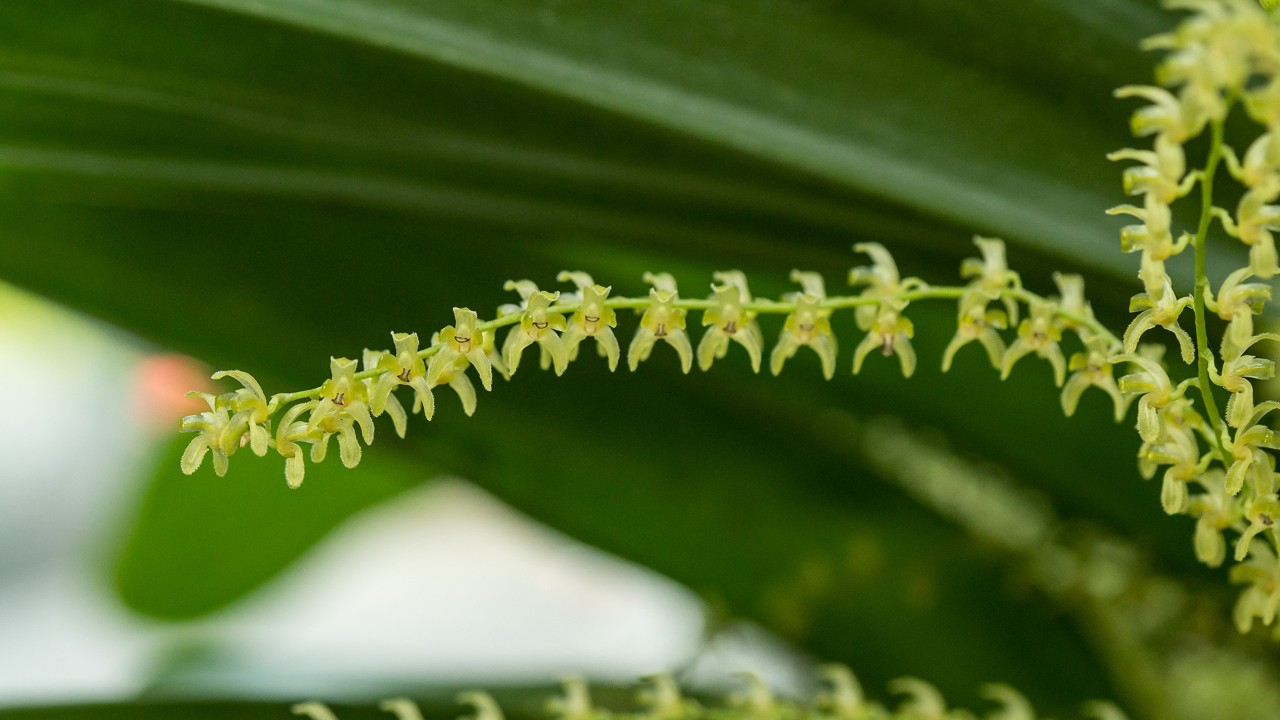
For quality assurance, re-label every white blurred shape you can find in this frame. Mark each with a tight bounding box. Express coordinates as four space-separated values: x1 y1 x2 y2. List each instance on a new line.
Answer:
180 480 707 697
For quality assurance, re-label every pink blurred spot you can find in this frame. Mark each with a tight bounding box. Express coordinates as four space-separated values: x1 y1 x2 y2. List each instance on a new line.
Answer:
134 354 212 430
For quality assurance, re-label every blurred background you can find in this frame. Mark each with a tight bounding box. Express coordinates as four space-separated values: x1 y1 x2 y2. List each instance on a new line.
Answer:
3 1 1280 719
0 281 802 704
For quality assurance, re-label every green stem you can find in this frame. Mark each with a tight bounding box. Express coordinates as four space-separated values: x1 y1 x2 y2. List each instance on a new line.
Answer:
1192 117 1231 463
274 283 1116 404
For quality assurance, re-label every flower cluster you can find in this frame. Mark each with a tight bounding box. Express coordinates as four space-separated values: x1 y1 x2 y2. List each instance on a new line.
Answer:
175 0 1280 643
289 667 1127 720
181 242 1119 493
1108 0 1280 636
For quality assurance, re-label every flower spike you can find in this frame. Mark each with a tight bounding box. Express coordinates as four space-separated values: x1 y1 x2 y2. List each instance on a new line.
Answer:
628 272 693 372
698 270 764 372
770 270 837 379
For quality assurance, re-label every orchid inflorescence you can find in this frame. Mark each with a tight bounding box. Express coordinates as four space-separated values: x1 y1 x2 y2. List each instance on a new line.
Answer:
1105 0 1280 638
179 0 1280 640
180 237 1122 491
288 668 1128 720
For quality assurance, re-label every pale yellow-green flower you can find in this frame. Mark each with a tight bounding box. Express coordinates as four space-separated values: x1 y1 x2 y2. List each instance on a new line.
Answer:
727 672 797 720
979 684 1036 720
1230 539 1280 633
1081 700 1131 720
697 270 764 372
179 391 233 476
849 243 921 378
376 698 428 720
210 370 273 457
456 692 504 720
1225 420 1278 494
1107 133 1195 205
770 270 837 379
1236 493 1280 561
1206 267 1271 348
1189 470 1238 567
546 677 608 720
426 307 495 415
500 280 569 376
365 332 434 429
852 306 916 378
1107 196 1188 294
291 702 339 720
1114 85 1204 141
275 400 319 489
848 242 925 318
814 665 875 720
941 293 1007 372
1223 129 1280 189
887 678 949 719
1138 396 1210 514
1122 276 1195 362
1217 344 1276 428
1001 298 1066 386
1116 349 1182 444
628 272 692 373
636 675 700 720
959 236 1021 323
558 271 620 371
1052 272 1099 333
1213 179 1280 277
305 357 375 469
1061 336 1129 422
